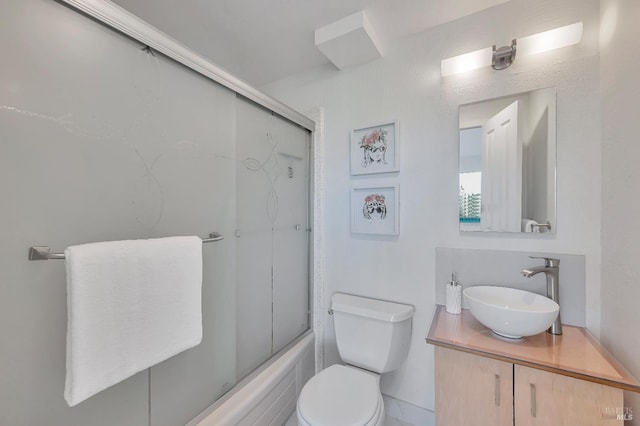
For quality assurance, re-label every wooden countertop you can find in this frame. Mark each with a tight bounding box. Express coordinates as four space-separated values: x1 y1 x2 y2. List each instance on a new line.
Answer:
426 305 640 392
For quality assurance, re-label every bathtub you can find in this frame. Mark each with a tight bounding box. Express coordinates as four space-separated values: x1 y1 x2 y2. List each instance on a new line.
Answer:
187 331 315 426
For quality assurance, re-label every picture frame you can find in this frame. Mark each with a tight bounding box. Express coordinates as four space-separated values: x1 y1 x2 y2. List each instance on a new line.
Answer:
350 120 399 175
351 182 400 235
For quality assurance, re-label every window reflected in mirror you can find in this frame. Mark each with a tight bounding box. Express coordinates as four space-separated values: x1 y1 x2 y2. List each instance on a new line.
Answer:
459 127 482 230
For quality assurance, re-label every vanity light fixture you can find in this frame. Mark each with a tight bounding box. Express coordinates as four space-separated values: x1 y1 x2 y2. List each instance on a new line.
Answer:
441 22 583 76
492 39 517 70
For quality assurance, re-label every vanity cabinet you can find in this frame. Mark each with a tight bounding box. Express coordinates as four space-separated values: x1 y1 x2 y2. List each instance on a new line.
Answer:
428 307 639 426
435 347 512 425
435 347 623 426
514 364 622 426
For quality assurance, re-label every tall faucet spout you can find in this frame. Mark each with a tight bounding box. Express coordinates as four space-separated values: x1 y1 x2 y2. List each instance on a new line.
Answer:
521 257 562 335
521 267 550 278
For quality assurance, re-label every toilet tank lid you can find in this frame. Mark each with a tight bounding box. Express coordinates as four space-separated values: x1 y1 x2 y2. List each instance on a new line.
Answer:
331 293 414 322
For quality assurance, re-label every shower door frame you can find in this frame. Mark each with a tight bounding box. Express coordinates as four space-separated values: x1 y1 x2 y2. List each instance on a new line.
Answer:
58 0 314 132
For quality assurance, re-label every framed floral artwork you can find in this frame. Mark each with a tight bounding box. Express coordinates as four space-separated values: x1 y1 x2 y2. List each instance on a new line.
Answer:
351 183 400 235
350 121 399 175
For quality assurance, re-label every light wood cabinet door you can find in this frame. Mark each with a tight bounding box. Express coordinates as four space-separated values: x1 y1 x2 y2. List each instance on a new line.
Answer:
514 365 624 426
435 347 513 426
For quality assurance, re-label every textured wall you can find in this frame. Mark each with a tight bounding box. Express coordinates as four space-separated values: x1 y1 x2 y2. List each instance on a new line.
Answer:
600 0 640 422
263 0 601 411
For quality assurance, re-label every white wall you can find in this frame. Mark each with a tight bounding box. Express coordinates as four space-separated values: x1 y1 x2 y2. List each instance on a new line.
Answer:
459 127 482 173
525 88 556 224
600 0 640 422
263 0 601 412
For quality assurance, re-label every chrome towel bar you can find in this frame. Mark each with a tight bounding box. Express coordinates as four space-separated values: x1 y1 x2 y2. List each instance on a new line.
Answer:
530 221 552 231
28 232 224 261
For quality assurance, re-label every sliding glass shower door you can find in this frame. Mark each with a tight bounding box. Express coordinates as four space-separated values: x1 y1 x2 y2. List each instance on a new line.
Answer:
0 2 311 424
235 97 310 378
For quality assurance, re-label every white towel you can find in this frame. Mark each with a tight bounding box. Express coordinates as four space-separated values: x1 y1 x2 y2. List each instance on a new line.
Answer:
521 219 540 233
63 236 203 407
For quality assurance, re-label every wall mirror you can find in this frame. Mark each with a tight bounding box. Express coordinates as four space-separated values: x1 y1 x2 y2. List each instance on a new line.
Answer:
459 87 556 233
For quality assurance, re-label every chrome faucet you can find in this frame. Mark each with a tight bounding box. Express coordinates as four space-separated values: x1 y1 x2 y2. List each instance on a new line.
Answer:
521 256 562 335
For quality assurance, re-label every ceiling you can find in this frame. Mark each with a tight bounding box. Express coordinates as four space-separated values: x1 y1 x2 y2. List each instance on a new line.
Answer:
113 0 511 87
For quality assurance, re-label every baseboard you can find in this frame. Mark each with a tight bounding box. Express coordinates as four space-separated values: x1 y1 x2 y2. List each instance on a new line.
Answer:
382 394 435 426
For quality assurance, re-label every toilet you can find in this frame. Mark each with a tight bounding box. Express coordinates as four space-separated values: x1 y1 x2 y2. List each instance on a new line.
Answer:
297 293 414 426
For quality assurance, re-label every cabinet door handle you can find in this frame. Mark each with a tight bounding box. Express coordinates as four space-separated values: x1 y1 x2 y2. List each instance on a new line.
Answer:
530 383 537 418
494 374 500 406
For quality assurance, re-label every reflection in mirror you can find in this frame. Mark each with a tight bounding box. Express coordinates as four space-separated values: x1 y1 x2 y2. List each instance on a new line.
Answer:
459 87 556 233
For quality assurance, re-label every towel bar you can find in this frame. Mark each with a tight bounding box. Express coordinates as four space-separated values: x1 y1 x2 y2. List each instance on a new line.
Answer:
531 221 552 231
28 232 224 261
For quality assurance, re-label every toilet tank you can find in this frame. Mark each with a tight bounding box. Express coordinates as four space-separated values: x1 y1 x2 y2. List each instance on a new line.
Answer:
331 293 414 374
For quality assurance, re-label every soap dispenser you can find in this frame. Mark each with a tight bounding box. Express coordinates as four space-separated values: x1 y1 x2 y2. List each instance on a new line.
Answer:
445 273 462 315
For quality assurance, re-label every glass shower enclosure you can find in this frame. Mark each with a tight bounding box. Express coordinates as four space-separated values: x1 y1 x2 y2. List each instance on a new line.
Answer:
0 1 311 424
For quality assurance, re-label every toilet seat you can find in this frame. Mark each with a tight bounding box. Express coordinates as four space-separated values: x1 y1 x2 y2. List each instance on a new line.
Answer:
297 364 384 426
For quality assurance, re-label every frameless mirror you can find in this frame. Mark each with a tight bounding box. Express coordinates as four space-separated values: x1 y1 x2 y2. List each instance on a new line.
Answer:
459 87 556 233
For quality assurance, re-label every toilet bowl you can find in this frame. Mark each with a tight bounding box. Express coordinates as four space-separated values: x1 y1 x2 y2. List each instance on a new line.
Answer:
296 365 384 426
296 293 414 426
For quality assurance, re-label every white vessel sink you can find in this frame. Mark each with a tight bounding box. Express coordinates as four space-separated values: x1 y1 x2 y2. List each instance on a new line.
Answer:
463 286 560 339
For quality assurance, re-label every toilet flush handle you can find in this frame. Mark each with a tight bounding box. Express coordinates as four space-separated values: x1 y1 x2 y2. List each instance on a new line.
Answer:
328 308 334 315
